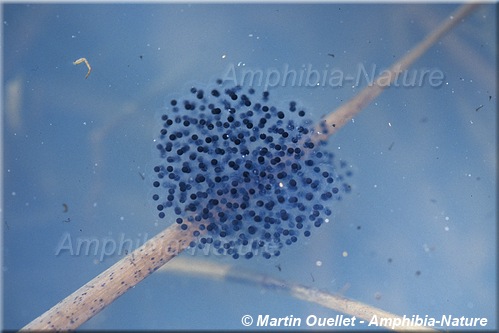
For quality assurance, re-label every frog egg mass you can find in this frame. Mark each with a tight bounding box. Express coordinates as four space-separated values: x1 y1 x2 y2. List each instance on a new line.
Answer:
152 79 352 259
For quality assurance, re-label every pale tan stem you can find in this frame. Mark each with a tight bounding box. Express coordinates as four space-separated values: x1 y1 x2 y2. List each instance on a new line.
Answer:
292 286 438 332
312 3 480 142
22 225 192 331
162 258 440 332
20 3 478 331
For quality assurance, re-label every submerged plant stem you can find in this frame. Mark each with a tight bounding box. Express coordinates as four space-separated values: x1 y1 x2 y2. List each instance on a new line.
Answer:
312 3 480 142
161 258 439 332
22 226 191 331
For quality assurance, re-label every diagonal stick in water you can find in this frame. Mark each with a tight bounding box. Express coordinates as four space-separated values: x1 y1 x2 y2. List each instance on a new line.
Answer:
161 258 439 332
20 3 479 331
312 3 480 143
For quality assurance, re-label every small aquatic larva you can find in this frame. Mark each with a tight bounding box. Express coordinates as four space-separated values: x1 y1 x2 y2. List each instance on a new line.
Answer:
73 57 92 79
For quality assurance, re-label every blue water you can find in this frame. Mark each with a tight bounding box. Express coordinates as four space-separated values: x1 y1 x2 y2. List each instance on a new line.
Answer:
2 3 497 330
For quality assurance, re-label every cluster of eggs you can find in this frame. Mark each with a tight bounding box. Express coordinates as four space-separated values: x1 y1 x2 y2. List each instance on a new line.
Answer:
152 79 351 259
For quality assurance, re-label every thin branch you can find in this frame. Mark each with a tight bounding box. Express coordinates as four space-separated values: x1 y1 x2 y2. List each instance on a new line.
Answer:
160 258 440 332
312 3 480 142
21 225 192 331
20 4 479 331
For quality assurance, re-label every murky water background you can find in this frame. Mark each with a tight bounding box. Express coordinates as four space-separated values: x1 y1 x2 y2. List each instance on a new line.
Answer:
2 3 496 330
